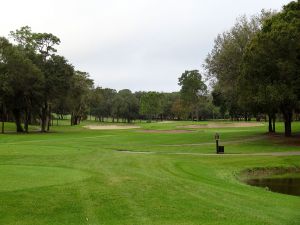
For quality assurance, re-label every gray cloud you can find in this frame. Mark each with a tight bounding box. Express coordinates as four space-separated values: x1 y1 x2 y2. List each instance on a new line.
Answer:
0 0 291 91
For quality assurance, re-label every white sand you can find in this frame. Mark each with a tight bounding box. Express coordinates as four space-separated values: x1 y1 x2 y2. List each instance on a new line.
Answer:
178 122 264 129
84 125 140 130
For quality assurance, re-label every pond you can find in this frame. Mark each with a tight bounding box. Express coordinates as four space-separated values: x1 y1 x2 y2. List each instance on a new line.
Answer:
246 177 300 196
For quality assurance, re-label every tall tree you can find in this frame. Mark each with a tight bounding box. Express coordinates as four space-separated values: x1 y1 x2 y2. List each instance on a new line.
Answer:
178 70 207 120
90 87 105 121
42 55 74 130
68 71 93 125
204 12 274 120
10 26 65 132
0 37 44 132
171 98 187 120
241 1 300 136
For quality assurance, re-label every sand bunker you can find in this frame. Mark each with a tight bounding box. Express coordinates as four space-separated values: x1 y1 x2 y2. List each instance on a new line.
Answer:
178 122 264 129
84 125 140 130
156 121 175 124
139 129 192 134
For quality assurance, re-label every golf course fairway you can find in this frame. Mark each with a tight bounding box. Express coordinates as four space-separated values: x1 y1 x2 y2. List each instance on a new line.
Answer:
0 121 299 225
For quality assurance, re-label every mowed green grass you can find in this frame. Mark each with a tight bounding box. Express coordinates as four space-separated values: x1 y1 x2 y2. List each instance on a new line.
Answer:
0 120 299 225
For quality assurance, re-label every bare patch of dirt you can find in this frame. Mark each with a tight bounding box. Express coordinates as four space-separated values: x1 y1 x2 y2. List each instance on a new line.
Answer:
240 167 300 179
84 125 140 130
139 129 193 134
178 122 264 129
267 133 300 146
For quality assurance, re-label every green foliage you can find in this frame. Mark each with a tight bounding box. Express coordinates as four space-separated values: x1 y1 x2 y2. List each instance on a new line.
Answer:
10 26 60 57
0 37 44 132
205 13 273 119
140 92 163 121
178 70 207 104
117 89 139 122
8 26 69 132
68 71 94 125
171 97 188 120
0 27 97 132
240 1 300 136
206 3 300 135
91 88 117 120
178 70 207 120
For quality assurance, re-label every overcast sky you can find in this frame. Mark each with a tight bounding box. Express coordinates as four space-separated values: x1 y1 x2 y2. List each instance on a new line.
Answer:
0 0 291 92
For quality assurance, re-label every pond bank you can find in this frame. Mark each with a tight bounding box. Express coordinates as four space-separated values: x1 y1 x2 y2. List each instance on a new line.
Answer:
240 167 300 196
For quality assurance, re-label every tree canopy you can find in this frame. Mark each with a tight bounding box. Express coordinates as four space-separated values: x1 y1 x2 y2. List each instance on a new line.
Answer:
178 70 207 120
240 1 300 136
1 2 299 136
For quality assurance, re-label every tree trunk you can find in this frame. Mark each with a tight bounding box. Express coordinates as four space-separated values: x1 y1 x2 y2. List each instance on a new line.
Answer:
47 105 52 131
24 109 30 133
13 109 24 133
73 115 78 125
272 115 276 133
244 113 248 122
268 114 273 133
40 102 49 132
283 110 292 137
1 120 4 134
1 104 5 134
256 115 260 122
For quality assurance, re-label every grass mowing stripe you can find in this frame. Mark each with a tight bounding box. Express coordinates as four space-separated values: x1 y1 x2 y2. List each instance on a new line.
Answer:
113 149 300 156
0 121 299 225
0 135 117 145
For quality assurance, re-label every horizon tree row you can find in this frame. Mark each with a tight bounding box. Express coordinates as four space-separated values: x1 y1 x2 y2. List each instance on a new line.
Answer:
0 26 219 133
87 80 219 124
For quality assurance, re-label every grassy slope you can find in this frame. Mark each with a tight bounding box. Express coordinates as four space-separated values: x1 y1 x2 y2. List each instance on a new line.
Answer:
0 121 299 225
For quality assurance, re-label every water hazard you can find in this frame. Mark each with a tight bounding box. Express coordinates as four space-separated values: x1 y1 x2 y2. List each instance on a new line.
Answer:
246 177 300 196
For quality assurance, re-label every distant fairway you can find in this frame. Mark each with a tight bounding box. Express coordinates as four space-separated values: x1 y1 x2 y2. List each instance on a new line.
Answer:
0 120 299 225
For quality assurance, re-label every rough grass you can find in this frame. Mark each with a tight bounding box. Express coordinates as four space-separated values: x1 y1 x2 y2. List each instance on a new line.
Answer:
0 120 299 225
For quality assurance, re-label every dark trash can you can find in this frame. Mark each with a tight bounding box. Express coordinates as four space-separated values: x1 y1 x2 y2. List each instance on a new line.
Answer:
217 146 224 154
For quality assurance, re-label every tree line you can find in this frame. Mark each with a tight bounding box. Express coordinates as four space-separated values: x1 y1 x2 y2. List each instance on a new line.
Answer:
0 26 216 133
89 70 213 123
0 26 94 133
205 1 300 136
1 1 299 136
